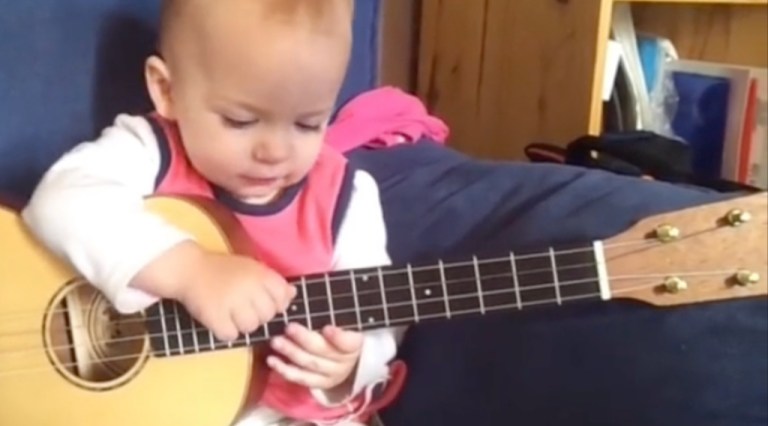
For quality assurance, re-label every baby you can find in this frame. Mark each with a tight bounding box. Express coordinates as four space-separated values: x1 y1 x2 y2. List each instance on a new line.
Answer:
22 0 402 425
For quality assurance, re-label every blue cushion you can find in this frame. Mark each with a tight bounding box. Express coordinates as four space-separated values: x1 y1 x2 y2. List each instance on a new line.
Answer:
0 0 380 202
348 141 767 426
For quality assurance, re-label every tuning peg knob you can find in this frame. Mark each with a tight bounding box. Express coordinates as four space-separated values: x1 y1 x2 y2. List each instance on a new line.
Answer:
655 224 681 242
663 277 688 293
725 209 751 226
734 270 760 286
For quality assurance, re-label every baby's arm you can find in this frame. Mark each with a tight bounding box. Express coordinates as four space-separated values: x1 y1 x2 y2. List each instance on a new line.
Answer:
314 169 406 407
22 114 191 312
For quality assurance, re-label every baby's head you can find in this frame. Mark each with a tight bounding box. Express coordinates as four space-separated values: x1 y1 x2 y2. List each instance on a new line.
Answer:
146 0 353 204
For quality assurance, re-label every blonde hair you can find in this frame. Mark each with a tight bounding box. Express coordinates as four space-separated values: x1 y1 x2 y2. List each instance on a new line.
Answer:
158 0 354 52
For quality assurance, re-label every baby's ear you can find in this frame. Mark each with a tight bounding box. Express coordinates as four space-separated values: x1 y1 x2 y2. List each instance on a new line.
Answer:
343 0 354 22
144 55 175 119
343 0 354 17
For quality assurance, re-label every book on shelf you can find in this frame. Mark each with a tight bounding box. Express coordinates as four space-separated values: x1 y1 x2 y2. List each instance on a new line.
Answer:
653 59 767 190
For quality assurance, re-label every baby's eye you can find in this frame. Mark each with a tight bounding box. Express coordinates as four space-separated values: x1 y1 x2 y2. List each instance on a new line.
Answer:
296 122 322 132
222 115 256 129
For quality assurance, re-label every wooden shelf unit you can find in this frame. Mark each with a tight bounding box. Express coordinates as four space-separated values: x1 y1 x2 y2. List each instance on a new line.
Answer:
416 0 768 161
619 0 767 5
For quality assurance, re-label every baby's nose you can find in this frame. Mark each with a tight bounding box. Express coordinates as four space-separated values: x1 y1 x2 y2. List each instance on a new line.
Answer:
251 139 291 164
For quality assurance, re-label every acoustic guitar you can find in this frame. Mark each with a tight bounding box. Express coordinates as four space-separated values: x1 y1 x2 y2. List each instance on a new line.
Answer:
0 193 765 426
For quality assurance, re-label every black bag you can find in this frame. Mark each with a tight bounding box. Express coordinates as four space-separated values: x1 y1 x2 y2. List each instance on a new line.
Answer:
525 131 761 193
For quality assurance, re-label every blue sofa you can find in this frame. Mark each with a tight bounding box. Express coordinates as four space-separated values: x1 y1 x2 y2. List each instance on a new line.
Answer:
1 2 765 425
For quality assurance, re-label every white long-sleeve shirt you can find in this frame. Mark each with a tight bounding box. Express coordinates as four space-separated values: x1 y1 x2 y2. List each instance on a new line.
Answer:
21 114 402 425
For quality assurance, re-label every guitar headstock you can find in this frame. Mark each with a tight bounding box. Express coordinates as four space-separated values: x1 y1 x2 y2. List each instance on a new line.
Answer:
603 192 767 307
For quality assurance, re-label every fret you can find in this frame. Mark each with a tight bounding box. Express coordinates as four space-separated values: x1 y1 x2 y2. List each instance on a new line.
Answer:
380 268 416 326
190 312 200 352
157 301 172 356
324 273 336 327
349 269 387 329
408 262 447 322
324 271 359 329
145 304 164 356
160 300 184 355
257 311 284 341
286 293 309 330
552 244 601 302
406 264 419 322
441 260 483 318
350 271 363 330
514 248 560 308
238 314 285 350
377 267 390 326
301 277 312 330
438 260 451 318
549 248 562 305
208 328 215 351
243 328 251 346
256 321 272 345
282 309 289 326
172 302 199 354
510 252 522 310
472 256 486 314
171 302 184 354
171 302 194 355
474 256 519 312
270 308 287 336
304 274 333 330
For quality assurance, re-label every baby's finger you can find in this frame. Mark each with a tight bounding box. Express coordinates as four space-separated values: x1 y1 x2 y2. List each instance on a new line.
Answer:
231 302 260 335
285 323 343 360
271 335 339 376
266 355 333 389
322 325 363 355
207 311 239 343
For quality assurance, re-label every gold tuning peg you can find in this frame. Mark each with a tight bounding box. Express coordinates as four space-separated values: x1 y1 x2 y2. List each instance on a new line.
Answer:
663 277 688 294
725 209 751 227
655 224 681 243
734 270 760 287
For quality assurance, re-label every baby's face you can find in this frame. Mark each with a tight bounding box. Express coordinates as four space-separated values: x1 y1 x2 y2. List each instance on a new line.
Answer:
150 1 351 204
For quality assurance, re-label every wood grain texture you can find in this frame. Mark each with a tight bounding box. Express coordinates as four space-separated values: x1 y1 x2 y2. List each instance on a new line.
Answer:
0 198 254 426
622 0 767 5
417 0 613 160
378 0 420 91
604 192 767 307
631 3 768 68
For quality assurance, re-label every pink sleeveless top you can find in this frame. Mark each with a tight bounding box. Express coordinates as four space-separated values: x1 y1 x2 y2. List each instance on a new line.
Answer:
148 114 354 277
146 114 403 424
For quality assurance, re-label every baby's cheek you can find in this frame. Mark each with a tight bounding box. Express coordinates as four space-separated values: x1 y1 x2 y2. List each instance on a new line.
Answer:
187 144 238 179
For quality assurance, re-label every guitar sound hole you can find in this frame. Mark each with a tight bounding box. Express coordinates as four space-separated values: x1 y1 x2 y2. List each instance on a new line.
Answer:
44 280 149 390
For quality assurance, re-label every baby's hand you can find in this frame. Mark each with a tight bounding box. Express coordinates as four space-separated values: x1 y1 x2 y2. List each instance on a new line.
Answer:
267 323 363 391
132 241 296 342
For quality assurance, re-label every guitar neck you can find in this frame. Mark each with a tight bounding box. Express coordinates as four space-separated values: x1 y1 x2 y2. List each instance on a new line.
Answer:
147 242 607 357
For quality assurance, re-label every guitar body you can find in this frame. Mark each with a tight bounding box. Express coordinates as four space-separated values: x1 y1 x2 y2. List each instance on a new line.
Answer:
0 197 256 426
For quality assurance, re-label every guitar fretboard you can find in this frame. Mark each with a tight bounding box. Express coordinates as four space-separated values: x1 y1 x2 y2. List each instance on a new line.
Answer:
146 242 605 357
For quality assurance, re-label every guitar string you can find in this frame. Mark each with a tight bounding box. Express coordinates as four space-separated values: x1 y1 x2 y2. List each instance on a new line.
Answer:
1 259 608 338
0 229 739 339
0 269 742 375
4 224 705 338
0 273 743 379
0 264 599 348
0 237 662 321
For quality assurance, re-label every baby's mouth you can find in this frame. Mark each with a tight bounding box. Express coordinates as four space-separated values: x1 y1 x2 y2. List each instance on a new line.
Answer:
239 175 281 186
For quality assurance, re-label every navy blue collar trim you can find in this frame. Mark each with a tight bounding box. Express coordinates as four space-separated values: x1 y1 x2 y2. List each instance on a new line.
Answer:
211 178 307 216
